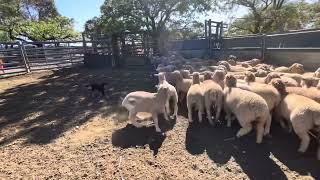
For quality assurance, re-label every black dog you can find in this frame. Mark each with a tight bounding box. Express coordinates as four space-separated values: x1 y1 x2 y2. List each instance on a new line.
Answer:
86 83 107 96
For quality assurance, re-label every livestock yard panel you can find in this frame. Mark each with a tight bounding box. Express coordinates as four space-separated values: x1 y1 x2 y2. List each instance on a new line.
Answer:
0 43 28 76
266 48 320 71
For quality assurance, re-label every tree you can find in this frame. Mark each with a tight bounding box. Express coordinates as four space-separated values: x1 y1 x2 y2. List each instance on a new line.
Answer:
0 0 78 42
86 0 216 54
226 0 320 35
224 0 286 35
168 20 204 40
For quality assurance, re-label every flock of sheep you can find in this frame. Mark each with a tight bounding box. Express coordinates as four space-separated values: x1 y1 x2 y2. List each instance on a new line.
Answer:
121 53 320 160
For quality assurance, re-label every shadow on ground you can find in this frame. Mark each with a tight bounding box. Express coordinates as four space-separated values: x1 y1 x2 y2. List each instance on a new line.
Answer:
185 120 320 180
0 66 157 145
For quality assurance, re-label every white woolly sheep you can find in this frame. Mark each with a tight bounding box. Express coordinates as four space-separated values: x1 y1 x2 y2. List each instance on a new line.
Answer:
274 63 305 74
265 72 299 87
173 71 193 102
224 74 271 143
217 61 231 71
201 72 224 125
187 72 205 123
156 73 179 118
271 79 320 159
213 70 226 89
286 86 320 103
242 72 281 118
122 85 170 132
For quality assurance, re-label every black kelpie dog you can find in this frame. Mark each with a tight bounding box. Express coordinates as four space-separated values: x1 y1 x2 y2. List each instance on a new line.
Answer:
86 83 107 96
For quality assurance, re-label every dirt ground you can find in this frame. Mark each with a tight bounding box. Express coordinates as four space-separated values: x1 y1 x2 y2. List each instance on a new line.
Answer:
0 67 319 180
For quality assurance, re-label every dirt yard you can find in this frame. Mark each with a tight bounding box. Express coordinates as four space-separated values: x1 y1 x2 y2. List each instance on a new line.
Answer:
0 67 319 180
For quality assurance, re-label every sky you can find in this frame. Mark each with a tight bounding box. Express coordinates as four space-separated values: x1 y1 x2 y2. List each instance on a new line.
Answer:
55 0 247 32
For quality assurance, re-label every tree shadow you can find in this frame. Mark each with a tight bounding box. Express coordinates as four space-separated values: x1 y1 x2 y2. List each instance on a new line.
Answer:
0 67 157 146
185 121 320 180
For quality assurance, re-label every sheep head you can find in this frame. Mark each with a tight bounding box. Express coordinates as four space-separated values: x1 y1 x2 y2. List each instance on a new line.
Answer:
191 72 201 84
241 62 250 68
173 71 183 81
244 72 256 83
301 76 316 88
289 63 304 74
180 70 191 79
265 73 281 84
217 61 231 71
225 74 237 88
155 73 166 84
270 79 286 95
202 71 213 80
157 85 169 97
213 70 226 82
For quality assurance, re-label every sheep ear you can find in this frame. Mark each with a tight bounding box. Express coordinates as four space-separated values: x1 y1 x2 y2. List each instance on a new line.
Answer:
154 74 160 77
155 85 160 89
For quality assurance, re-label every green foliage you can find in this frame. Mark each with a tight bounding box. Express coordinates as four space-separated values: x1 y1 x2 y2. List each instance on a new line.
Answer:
0 31 10 42
0 0 77 42
85 0 216 37
226 0 320 35
19 17 79 41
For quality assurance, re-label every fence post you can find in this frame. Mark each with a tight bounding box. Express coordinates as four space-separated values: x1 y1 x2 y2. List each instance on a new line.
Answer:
82 33 87 54
261 34 266 61
19 42 30 73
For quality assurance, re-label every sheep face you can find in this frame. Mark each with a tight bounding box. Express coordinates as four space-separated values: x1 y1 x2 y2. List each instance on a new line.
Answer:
270 79 286 95
225 74 237 87
155 73 166 84
203 71 213 80
245 72 256 83
157 85 169 97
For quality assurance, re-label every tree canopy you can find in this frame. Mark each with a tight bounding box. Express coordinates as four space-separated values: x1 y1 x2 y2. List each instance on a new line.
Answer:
0 0 78 42
85 0 216 38
226 0 320 35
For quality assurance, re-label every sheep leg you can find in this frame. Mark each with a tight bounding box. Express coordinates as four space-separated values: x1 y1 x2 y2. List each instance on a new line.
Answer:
187 103 193 123
173 99 178 118
236 121 253 138
165 100 171 116
152 113 161 132
215 95 222 123
295 131 310 153
162 107 170 121
198 103 204 123
129 111 142 128
256 121 265 144
205 100 214 125
226 112 232 127
264 114 272 136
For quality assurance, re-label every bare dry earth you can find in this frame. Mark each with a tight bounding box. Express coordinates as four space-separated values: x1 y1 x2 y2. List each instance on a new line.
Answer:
0 67 319 180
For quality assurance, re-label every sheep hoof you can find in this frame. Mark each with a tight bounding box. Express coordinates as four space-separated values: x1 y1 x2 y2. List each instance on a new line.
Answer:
155 128 162 133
